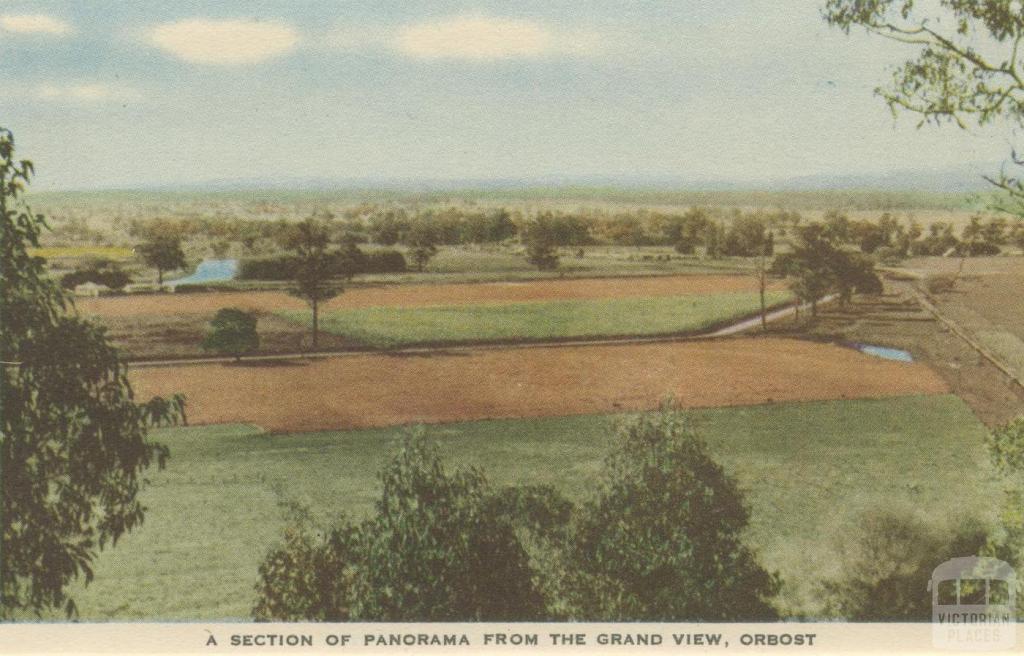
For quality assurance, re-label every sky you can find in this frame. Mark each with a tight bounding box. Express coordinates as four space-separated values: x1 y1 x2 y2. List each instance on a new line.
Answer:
0 1 1014 190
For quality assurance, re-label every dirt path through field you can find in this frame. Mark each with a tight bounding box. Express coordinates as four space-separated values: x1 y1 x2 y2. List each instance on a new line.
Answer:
79 274 782 317
130 337 948 433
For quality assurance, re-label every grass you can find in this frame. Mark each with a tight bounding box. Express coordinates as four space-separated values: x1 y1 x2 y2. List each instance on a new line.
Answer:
30 245 134 261
278 291 793 348
977 330 1024 379
59 394 997 621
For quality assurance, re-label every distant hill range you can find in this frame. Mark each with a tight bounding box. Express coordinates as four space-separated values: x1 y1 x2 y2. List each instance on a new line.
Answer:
135 163 998 194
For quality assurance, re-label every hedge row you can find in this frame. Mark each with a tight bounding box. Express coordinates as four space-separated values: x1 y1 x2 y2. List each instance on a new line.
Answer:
238 249 407 281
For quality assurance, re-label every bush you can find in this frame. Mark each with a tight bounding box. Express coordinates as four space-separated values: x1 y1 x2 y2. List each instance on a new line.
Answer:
819 511 987 620
361 250 406 273
238 249 406 280
201 308 259 360
253 430 546 621
238 256 300 281
561 403 779 621
60 262 131 290
253 408 780 622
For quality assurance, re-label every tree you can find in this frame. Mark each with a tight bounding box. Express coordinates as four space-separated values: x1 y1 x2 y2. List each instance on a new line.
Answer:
820 510 987 620
562 403 779 621
824 0 1024 208
253 430 547 621
523 218 560 271
138 235 185 286
1 127 184 618
280 218 342 350
772 224 839 316
335 232 367 281
405 221 438 272
773 224 883 315
984 416 1024 614
201 308 259 361
833 251 884 305
755 235 774 330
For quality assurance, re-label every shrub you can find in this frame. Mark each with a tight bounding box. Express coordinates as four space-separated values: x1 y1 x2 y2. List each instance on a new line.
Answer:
238 250 406 281
201 308 259 360
561 403 780 621
253 408 781 622
60 262 131 290
819 511 987 621
523 218 560 271
362 250 406 273
238 256 300 281
253 430 546 621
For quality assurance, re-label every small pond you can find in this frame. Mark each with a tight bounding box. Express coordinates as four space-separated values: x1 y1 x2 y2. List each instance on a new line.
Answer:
851 343 914 363
167 259 238 287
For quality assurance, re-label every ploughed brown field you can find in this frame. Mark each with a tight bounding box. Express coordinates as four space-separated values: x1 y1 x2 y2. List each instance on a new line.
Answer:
78 274 783 317
130 337 949 433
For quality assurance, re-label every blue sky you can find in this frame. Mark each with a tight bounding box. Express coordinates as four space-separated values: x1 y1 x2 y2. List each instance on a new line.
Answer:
0 1 1012 190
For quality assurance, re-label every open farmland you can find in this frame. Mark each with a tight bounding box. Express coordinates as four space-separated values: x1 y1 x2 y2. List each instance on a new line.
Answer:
128 337 948 432
58 395 996 620
77 274 787 358
896 257 1024 386
281 292 792 348
78 273 779 316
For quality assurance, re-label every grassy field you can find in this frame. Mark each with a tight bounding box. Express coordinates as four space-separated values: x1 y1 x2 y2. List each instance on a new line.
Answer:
60 394 996 621
279 291 792 348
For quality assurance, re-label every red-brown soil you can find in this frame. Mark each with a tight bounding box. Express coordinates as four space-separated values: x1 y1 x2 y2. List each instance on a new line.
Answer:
129 337 948 433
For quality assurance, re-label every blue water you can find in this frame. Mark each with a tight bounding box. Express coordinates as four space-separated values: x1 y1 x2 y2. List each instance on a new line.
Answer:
167 259 238 286
854 344 914 363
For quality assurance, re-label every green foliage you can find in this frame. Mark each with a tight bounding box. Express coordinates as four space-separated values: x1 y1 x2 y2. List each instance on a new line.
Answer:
138 235 185 285
823 0 1024 205
523 217 560 271
984 417 1024 609
238 249 405 281
280 217 343 349
253 430 547 621
56 395 992 620
404 221 438 272
723 214 774 256
0 127 184 619
820 511 987 621
253 407 781 622
201 308 259 360
561 403 780 620
772 222 882 313
59 260 131 290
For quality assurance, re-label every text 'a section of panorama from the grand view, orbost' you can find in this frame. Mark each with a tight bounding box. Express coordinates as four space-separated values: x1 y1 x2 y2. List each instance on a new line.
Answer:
3 1 1024 632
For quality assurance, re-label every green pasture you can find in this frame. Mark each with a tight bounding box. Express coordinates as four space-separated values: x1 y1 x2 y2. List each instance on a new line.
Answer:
60 394 997 621
278 291 793 348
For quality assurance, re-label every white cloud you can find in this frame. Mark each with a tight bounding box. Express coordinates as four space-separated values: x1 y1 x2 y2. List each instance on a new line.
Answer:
0 13 73 35
146 19 298 65
34 83 140 103
327 15 600 60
